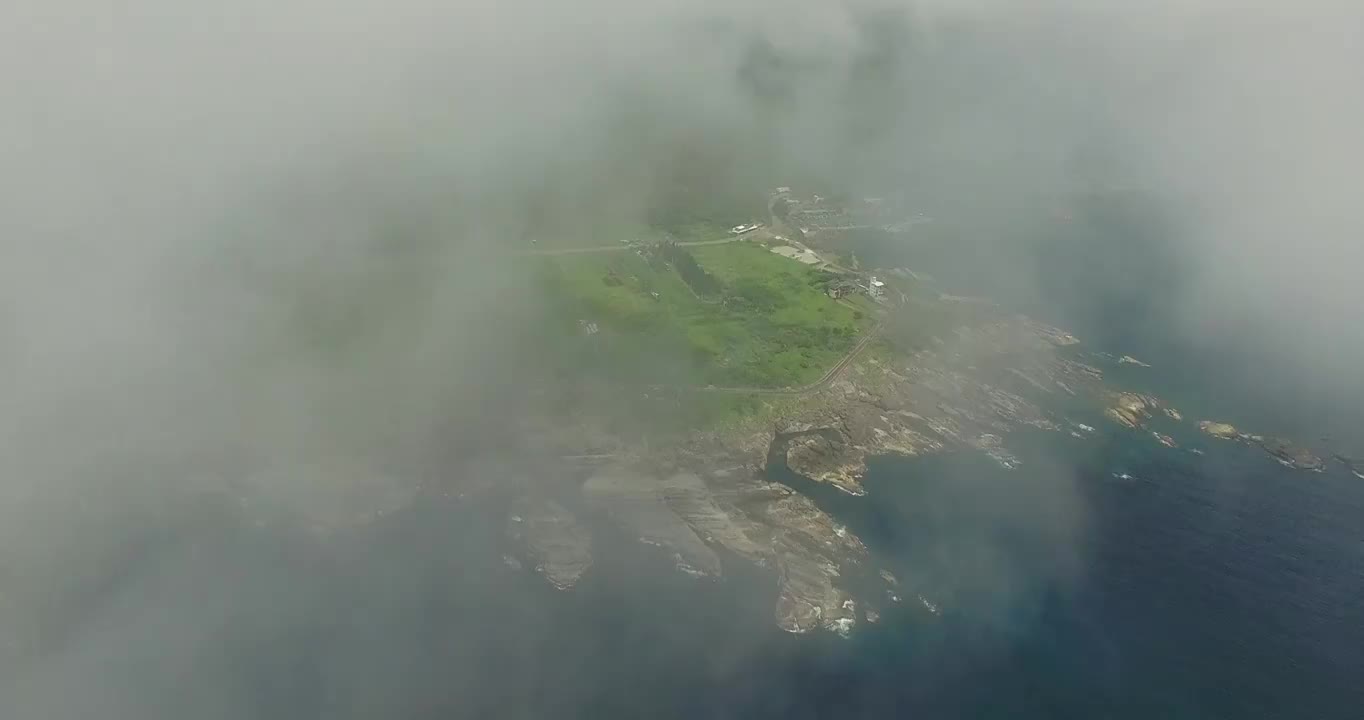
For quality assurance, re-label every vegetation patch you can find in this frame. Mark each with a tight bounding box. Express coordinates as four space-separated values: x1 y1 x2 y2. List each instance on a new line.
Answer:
536 241 873 389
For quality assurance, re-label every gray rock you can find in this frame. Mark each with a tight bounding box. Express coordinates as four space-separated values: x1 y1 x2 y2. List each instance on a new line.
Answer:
1257 437 1325 472
507 495 592 590
583 468 721 578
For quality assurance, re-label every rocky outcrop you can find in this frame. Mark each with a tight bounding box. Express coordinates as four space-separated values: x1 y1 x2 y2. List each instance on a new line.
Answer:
1336 454 1364 479
1199 421 1241 440
748 481 866 633
574 461 873 635
780 430 869 496
583 468 722 578
507 495 593 590
760 319 1096 493
532 299 1345 635
656 471 769 564
1197 421 1326 471
1256 437 1325 472
1105 392 1181 430
1105 392 1159 429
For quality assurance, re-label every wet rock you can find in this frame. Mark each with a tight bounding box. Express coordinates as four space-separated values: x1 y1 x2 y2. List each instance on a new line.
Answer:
1105 392 1158 429
593 461 875 636
1199 420 1241 440
781 430 868 496
748 481 865 634
1336 454 1364 479
970 433 1022 469
1256 437 1325 472
583 467 721 578
1196 422 1325 471
506 495 592 590
657 471 767 564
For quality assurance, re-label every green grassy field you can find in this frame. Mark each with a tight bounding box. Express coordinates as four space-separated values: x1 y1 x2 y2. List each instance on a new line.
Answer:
536 241 874 389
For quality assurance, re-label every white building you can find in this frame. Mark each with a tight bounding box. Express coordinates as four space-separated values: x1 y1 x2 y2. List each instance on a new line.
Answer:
868 276 885 298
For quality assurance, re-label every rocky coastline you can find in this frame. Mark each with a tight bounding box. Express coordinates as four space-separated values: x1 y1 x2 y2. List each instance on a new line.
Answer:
241 301 1353 637
1196 420 1327 471
498 307 1353 633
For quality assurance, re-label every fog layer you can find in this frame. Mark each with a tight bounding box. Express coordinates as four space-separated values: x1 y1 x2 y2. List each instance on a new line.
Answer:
3 1 1362 716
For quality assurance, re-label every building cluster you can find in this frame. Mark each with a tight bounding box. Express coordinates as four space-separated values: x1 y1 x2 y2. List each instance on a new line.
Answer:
826 280 860 299
825 275 886 301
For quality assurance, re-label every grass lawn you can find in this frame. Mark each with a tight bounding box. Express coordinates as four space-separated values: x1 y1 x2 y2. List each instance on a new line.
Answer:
537 241 873 388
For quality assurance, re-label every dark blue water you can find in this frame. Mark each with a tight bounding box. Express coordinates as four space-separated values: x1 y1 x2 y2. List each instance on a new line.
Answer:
831 430 1364 719
37 422 1363 719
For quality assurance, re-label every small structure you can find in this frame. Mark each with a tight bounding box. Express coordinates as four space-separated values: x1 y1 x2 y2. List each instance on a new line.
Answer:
827 280 859 299
868 276 885 299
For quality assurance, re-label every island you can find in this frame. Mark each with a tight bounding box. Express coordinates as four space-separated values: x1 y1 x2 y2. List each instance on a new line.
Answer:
252 189 1351 636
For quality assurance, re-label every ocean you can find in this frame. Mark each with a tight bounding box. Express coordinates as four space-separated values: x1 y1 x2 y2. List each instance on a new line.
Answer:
70 416 1355 720
778 427 1364 719
32 383 1364 719
183 421 1357 720
26 210 1364 718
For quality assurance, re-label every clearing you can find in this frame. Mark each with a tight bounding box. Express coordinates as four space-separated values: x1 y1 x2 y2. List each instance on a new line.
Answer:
536 240 877 389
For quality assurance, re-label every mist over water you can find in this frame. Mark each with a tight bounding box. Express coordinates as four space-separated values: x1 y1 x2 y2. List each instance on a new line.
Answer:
4 1 1364 718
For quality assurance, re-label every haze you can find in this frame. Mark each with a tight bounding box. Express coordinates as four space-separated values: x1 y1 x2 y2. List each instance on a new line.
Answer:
3 1 1362 717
